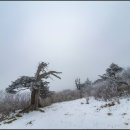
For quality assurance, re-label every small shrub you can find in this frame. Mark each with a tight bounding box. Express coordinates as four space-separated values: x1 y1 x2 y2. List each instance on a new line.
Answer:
0 91 30 121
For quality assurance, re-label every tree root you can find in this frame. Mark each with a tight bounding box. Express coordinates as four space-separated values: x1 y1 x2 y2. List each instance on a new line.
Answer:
19 105 45 113
19 105 34 113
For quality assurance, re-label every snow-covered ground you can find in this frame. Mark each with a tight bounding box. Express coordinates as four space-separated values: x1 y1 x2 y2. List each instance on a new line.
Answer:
0 97 130 129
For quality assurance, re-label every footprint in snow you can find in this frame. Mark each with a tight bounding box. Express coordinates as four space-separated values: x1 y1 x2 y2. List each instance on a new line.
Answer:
81 102 84 104
107 113 112 116
124 122 128 125
26 120 35 125
64 113 73 116
122 113 127 116
52 109 57 111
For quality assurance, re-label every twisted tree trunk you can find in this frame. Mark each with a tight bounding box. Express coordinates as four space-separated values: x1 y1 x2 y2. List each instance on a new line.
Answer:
34 87 40 110
19 62 61 113
31 88 36 105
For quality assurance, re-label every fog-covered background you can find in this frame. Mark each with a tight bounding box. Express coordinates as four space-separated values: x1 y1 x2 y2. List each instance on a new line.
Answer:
0 1 130 91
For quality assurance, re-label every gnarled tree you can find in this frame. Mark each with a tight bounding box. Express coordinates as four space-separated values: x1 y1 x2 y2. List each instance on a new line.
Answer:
6 62 62 112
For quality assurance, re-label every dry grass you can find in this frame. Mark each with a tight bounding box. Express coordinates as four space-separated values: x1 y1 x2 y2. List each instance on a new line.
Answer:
40 89 81 107
0 91 30 121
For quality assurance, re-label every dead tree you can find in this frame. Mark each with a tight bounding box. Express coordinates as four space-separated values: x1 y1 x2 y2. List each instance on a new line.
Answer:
75 78 83 98
6 62 62 112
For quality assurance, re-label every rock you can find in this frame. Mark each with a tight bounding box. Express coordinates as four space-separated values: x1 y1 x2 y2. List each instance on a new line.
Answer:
124 122 128 125
15 113 22 117
107 113 112 116
122 113 127 116
26 121 33 125
39 109 45 113
4 118 17 124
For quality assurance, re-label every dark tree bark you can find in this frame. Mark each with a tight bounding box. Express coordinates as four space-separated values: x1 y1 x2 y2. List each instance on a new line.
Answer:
31 89 36 105
34 88 40 110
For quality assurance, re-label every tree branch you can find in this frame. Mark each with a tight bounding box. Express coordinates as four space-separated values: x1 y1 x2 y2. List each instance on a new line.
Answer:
39 71 62 80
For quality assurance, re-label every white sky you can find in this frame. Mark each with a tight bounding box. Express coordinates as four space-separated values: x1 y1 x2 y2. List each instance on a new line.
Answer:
0 1 130 91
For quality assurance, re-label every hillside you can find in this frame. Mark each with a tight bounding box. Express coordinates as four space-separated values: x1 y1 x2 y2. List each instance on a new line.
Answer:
0 97 130 129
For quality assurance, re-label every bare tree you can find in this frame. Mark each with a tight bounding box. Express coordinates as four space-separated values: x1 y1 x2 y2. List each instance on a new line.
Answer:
75 78 81 90
75 78 83 98
6 62 62 112
75 78 92 98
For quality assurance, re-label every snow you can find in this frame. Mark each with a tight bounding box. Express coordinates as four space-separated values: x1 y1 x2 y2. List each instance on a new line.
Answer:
0 97 130 129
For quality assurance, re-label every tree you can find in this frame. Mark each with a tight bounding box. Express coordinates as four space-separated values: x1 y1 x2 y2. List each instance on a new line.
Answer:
75 78 92 98
84 78 92 87
98 63 126 85
75 78 83 98
75 78 81 90
99 63 123 79
121 68 130 85
6 62 62 112
97 63 127 99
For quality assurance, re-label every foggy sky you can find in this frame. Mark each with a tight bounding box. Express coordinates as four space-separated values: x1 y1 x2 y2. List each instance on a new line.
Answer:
0 1 130 91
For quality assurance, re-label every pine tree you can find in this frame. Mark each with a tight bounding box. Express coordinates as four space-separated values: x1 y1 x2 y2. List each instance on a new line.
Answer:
6 62 61 112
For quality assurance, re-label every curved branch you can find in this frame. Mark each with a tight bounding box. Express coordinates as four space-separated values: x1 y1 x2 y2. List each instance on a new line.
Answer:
39 71 62 80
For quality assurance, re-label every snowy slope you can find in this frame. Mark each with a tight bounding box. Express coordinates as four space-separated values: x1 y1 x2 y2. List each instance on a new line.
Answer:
0 97 130 129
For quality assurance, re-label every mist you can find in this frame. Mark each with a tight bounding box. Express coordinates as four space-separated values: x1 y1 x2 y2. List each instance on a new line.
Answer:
0 1 130 91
